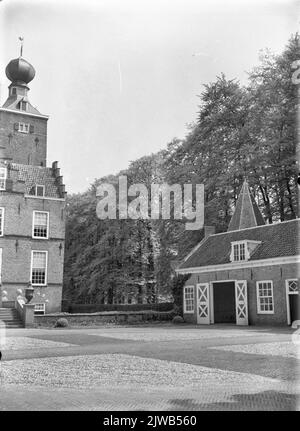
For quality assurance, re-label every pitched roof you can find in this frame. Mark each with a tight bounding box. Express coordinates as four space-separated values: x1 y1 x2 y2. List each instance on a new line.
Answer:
179 219 300 270
9 163 63 198
227 180 265 231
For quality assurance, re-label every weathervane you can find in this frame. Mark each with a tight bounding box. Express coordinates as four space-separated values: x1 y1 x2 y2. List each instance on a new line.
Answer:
19 36 24 57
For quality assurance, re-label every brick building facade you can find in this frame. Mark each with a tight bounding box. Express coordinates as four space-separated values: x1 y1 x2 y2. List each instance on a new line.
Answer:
0 53 66 313
177 180 299 326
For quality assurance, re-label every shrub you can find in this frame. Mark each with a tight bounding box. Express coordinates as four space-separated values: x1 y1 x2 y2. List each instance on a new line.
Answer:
172 315 185 324
171 274 191 317
55 318 69 328
68 302 174 314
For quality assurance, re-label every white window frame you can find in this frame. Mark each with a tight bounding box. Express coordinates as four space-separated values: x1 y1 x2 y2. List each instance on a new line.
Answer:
0 167 7 190
256 280 274 314
184 285 195 313
230 241 247 262
34 303 46 315
32 211 49 239
35 185 45 197
286 279 299 295
0 207 4 236
18 122 30 133
30 250 48 286
20 101 27 111
285 279 299 325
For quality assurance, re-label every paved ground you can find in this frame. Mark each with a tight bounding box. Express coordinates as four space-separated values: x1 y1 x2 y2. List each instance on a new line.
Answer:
0 324 299 411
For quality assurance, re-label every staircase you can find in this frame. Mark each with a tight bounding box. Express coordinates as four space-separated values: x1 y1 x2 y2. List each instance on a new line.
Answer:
0 308 24 328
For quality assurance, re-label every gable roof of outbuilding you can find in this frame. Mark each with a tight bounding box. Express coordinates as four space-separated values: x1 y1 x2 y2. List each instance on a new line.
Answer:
178 219 300 270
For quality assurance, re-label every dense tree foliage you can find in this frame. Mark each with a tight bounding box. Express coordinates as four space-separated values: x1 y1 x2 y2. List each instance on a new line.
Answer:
63 35 299 304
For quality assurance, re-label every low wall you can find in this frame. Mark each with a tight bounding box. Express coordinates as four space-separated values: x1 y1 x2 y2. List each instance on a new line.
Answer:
2 301 16 308
34 310 176 328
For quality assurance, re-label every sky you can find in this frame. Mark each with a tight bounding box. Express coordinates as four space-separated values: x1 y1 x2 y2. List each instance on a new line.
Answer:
0 0 299 193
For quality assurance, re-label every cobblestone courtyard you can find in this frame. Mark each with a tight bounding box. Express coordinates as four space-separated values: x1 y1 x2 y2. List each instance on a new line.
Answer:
0 324 299 410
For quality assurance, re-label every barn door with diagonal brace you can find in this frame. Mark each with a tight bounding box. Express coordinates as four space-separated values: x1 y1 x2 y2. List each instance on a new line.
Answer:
235 280 248 325
196 283 210 324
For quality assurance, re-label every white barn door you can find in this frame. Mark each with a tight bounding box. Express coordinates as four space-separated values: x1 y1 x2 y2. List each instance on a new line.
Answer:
235 280 248 325
196 283 210 324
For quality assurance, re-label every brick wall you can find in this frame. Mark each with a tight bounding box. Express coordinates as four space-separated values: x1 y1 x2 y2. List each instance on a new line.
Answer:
0 193 65 313
182 262 298 326
0 109 47 166
35 310 175 328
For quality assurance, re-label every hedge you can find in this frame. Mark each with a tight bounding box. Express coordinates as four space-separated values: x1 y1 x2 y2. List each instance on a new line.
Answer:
66 302 174 314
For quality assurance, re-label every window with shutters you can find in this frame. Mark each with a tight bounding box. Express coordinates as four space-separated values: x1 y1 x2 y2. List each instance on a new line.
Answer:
18 122 30 133
0 207 4 236
0 167 6 190
32 211 49 239
31 251 47 285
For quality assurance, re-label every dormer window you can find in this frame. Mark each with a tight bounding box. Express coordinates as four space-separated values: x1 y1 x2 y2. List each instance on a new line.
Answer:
232 241 246 261
0 167 7 190
230 240 261 262
36 185 45 197
29 184 45 197
17 100 28 111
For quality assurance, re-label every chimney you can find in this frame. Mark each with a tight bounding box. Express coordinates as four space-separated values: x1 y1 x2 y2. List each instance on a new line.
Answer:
52 161 58 170
204 225 215 238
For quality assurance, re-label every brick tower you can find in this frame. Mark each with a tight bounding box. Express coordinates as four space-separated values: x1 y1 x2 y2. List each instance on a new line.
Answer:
0 44 66 317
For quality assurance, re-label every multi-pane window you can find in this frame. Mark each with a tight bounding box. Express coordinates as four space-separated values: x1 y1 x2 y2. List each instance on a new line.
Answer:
18 123 29 133
0 208 4 236
33 211 49 238
34 303 46 315
233 242 246 261
0 168 6 190
257 281 274 314
31 251 47 285
184 286 194 313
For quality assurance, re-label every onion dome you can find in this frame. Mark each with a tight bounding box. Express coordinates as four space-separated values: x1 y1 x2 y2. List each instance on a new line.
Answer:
5 57 35 86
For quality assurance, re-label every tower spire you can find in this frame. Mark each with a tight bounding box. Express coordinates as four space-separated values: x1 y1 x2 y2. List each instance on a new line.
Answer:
19 36 24 57
227 179 265 231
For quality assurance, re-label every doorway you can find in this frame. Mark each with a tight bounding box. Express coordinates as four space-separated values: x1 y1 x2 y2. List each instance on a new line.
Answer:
213 281 236 323
286 279 299 325
289 295 300 323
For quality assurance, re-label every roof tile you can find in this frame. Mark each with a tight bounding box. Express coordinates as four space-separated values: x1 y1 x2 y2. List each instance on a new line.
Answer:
179 219 300 269
10 163 62 198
